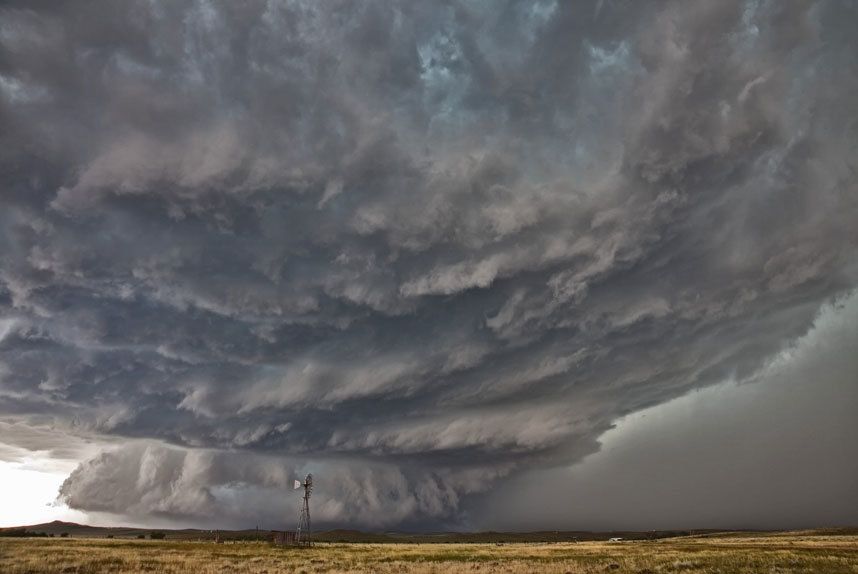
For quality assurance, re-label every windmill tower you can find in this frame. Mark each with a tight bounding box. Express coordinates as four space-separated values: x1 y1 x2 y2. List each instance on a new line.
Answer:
294 473 313 546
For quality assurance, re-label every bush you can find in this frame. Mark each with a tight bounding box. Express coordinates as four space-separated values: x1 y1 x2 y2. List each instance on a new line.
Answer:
107 535 114 539
137 534 145 539
60 533 69 538
149 532 166 540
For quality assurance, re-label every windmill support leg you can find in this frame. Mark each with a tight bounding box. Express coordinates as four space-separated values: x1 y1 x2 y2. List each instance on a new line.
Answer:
294 475 313 546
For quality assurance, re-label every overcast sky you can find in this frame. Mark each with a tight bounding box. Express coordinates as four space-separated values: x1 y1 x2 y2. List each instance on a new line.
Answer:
0 0 856 531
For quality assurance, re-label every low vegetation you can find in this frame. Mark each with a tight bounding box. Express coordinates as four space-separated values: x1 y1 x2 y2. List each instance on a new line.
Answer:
0 531 856 573
0 529 53 538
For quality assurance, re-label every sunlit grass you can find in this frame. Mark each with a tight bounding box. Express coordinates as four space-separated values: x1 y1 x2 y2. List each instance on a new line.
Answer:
1 533 856 573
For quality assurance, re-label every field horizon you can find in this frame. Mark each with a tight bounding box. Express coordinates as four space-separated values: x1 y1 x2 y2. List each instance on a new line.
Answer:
3 519 857 543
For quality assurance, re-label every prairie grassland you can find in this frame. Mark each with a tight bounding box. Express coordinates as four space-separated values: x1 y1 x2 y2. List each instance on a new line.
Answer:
1 533 857 574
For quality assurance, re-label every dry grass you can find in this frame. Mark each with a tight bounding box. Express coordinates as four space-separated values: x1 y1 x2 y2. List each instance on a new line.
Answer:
1 533 857 573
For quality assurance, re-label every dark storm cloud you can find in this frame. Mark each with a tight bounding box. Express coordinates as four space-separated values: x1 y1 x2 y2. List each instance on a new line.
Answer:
60 442 507 529
476 293 858 530
0 0 856 528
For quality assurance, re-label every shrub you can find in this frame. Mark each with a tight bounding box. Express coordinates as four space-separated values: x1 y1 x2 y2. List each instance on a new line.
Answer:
137 534 145 539
150 532 166 540
60 533 69 538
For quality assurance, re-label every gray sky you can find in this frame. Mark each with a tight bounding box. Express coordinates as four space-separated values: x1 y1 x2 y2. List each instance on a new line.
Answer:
0 0 856 531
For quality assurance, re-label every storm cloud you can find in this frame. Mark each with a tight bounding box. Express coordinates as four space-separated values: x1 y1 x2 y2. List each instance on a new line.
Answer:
478 291 858 531
1 0 856 529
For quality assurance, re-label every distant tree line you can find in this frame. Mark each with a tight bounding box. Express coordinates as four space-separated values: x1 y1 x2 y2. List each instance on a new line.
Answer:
0 529 65 538
0 529 169 540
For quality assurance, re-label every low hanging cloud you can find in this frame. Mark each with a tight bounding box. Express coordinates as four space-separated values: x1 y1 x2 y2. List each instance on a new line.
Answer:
59 442 505 529
1 0 857 528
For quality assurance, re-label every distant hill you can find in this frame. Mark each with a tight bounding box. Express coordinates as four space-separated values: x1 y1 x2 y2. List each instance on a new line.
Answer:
4 521 855 543
0 521 721 542
0 521 263 541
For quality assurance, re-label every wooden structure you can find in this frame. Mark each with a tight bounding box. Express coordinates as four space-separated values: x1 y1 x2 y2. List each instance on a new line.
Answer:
272 530 297 545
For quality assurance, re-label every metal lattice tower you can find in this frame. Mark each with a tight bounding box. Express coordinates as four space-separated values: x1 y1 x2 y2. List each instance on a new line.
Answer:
295 473 312 546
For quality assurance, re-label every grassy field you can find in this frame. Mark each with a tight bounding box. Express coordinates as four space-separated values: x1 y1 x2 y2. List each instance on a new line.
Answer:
1 532 857 573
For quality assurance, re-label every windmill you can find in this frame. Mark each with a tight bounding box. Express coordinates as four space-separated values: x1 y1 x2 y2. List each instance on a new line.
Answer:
294 473 313 546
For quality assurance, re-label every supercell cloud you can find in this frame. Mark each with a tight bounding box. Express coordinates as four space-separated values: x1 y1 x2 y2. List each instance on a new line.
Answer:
0 0 856 529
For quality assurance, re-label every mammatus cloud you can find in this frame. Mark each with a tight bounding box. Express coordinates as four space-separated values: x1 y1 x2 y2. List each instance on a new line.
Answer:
0 0 856 528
